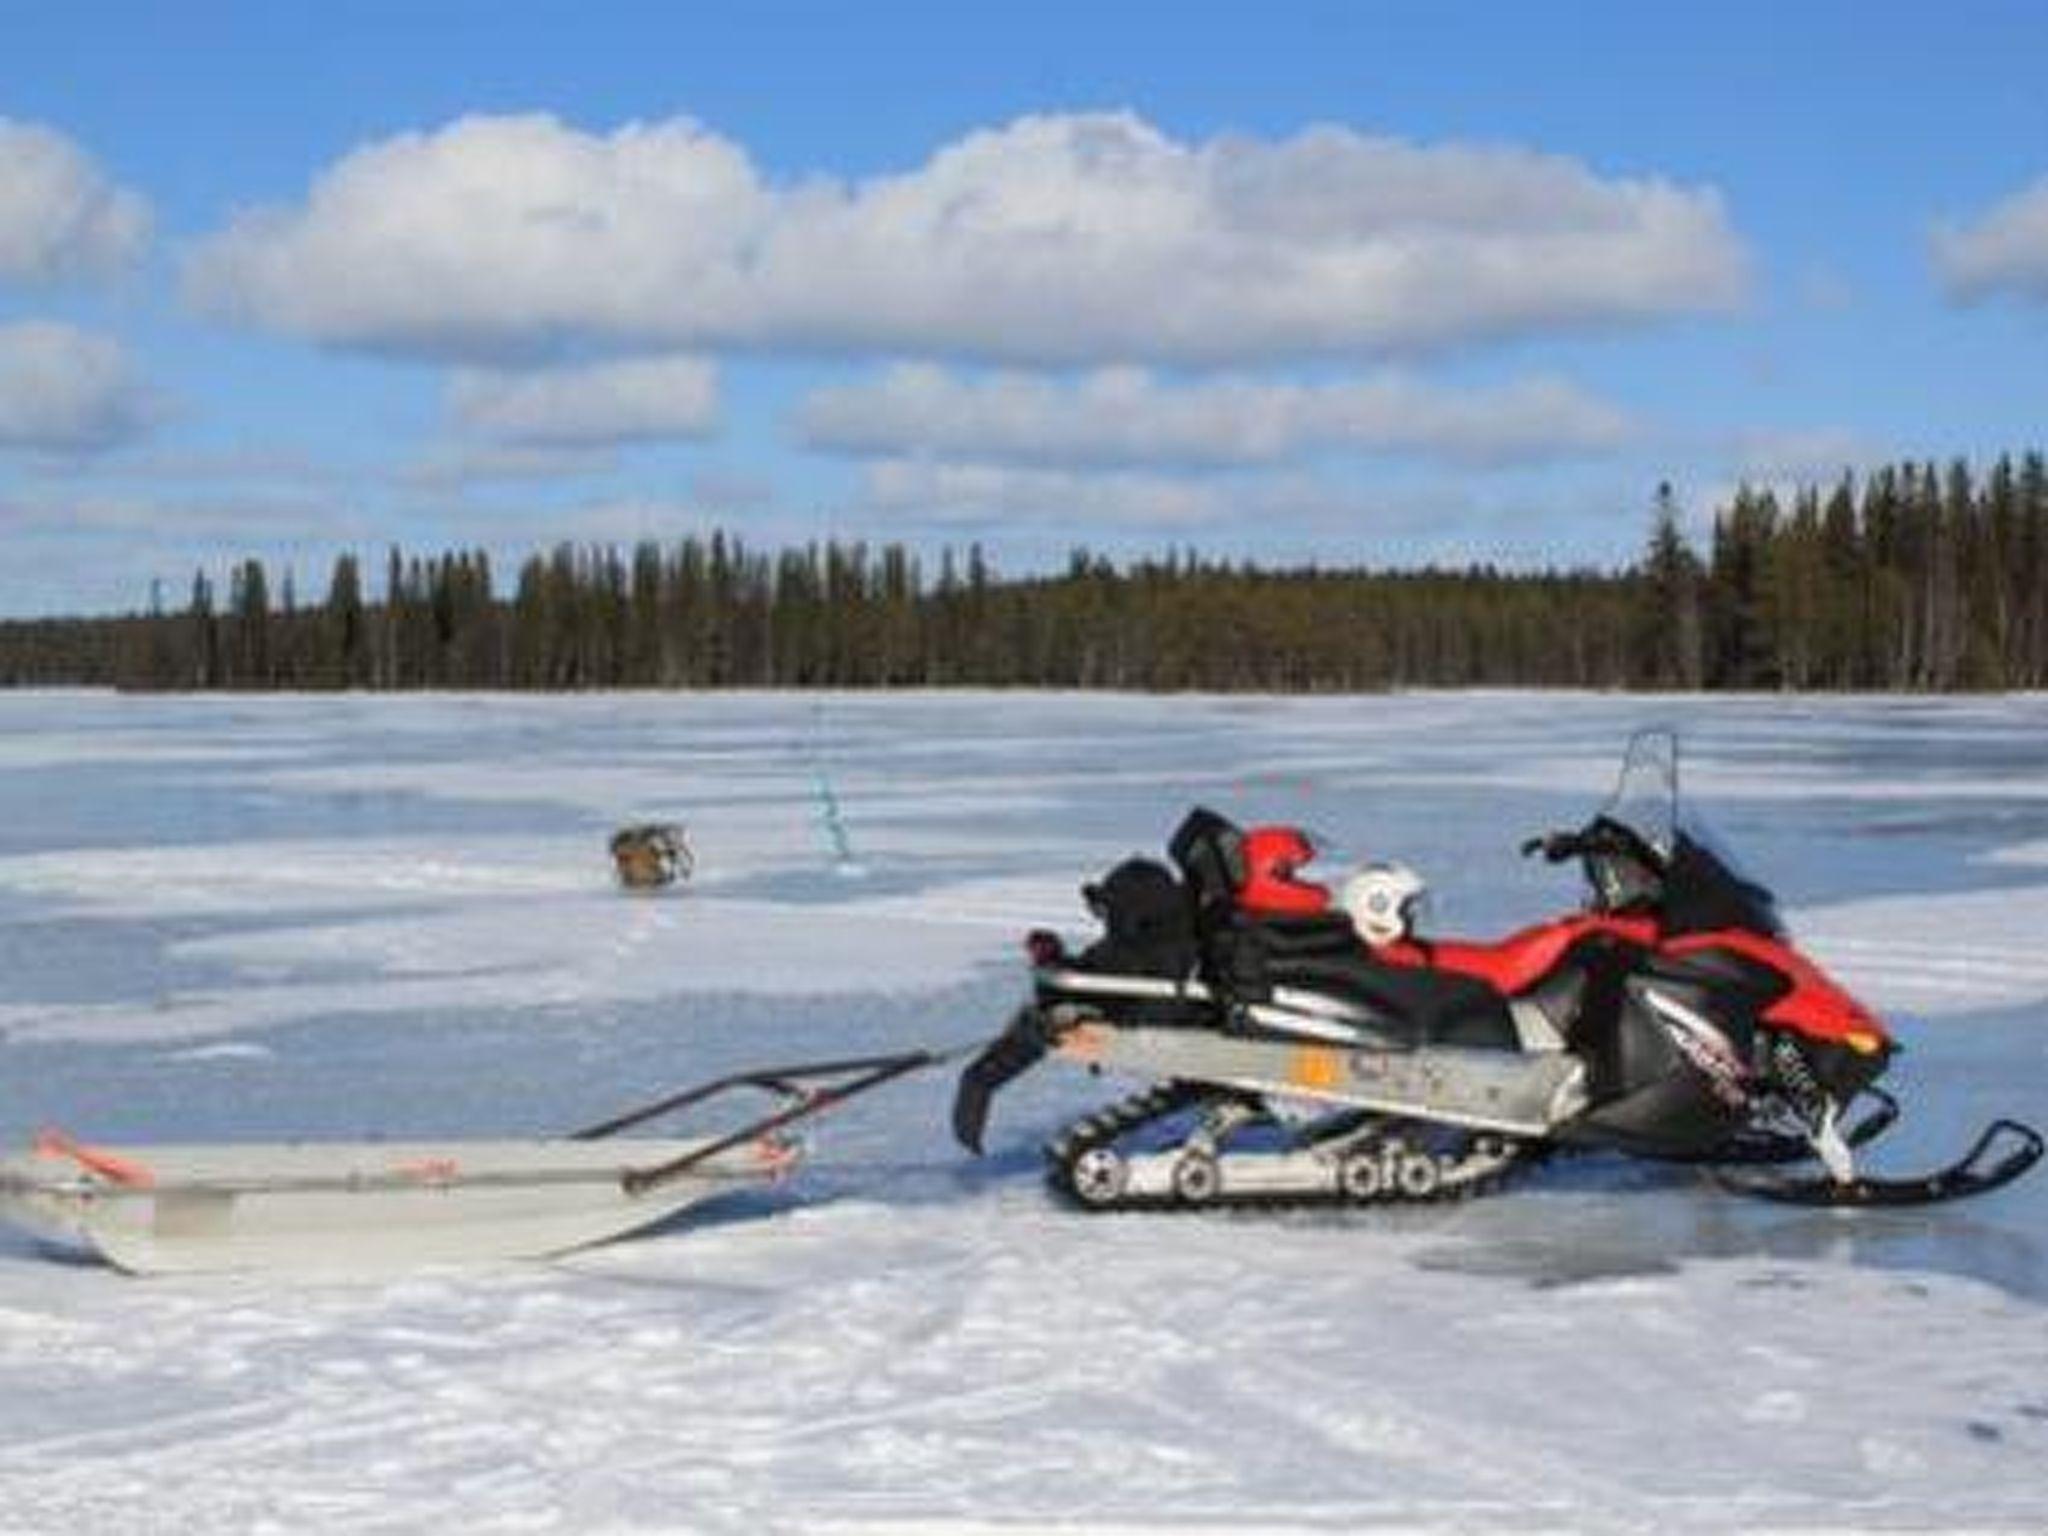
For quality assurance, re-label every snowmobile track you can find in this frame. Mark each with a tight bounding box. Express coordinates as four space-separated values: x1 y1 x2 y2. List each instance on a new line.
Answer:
1044 1082 1535 1214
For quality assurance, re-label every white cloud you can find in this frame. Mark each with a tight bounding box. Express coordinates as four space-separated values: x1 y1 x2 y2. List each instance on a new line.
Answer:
0 490 373 617
861 458 1229 528
853 455 1636 564
0 321 157 451
185 111 1748 366
1675 429 1899 541
1934 177 2048 303
401 443 620 490
80 446 366 490
547 495 731 544
447 355 719 445
445 493 765 549
688 466 776 510
0 119 151 283
1728 427 1889 485
0 488 348 542
799 364 1632 467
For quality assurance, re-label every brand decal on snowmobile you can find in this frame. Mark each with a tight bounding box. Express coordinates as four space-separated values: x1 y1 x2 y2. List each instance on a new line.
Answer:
1349 1051 1390 1081
1642 987 1750 1108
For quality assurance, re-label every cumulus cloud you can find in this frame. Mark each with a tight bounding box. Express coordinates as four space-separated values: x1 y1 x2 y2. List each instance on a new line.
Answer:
1728 427 1889 484
447 354 719 445
853 455 1615 554
546 495 740 544
1935 176 2048 303
0 322 157 452
401 443 619 490
0 489 366 617
862 458 1231 528
1672 428 1900 539
688 466 777 510
799 364 1631 468
185 111 1747 365
0 119 151 283
0 489 333 540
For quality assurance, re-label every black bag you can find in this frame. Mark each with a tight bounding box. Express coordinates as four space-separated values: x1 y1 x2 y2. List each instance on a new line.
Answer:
1077 857 1197 978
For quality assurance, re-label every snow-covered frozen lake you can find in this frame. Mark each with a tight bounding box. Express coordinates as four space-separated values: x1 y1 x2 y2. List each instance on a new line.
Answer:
1 690 2045 1533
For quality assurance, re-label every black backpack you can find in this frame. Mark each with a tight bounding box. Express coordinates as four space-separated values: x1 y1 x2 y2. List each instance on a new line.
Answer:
1077 857 1197 978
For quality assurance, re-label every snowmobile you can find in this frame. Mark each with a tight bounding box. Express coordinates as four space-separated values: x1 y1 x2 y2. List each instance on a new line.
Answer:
952 731 2042 1212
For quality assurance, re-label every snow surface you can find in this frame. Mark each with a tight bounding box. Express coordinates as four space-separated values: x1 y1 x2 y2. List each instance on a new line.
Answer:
2 690 2046 1533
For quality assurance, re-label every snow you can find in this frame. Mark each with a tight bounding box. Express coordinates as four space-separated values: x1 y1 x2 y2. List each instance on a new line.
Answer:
2 690 2047 1533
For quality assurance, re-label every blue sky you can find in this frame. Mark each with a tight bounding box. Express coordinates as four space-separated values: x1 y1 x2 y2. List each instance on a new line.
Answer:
2 0 2045 615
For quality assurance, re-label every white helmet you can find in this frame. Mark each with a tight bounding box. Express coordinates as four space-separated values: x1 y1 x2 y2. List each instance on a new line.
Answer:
1340 862 1427 946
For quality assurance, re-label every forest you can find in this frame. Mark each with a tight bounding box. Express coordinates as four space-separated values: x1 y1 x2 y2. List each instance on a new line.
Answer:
3 453 2045 693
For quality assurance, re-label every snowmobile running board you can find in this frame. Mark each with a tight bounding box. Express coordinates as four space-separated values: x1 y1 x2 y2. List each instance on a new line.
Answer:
1718 1118 2044 1208
0 1049 944 1276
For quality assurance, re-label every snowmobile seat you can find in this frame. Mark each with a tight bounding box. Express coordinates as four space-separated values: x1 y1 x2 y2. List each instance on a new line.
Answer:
1376 915 1660 997
1384 925 1591 996
1164 807 1517 1048
1225 914 1522 1051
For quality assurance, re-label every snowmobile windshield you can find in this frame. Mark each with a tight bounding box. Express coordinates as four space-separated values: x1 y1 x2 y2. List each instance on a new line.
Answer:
1664 818 1786 937
1602 729 1679 860
1576 730 1678 913
1594 731 1785 937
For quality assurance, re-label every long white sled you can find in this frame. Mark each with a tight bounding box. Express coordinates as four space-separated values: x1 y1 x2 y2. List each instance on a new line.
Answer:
0 1052 938 1276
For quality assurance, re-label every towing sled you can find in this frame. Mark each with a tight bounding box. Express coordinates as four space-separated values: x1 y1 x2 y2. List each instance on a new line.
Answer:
954 732 2042 1213
0 1051 937 1275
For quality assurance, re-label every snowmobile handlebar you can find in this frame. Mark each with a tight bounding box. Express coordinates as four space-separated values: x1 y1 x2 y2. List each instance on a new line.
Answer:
1520 830 1581 863
1520 818 1661 870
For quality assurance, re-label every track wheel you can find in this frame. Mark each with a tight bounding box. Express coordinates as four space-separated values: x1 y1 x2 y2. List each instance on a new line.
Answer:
1172 1151 1221 1206
1397 1151 1443 1198
1338 1149 1385 1203
1068 1147 1129 1209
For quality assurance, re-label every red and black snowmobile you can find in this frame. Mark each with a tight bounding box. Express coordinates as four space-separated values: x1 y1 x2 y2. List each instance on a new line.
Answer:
953 731 2041 1211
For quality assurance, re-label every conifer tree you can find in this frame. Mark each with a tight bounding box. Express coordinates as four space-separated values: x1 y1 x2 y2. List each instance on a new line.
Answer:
1637 482 1704 688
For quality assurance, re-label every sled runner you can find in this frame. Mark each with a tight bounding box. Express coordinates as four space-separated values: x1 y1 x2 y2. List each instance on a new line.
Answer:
0 1051 938 1275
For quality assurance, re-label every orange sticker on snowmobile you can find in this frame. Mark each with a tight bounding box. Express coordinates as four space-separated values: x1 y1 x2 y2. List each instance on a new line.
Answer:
1290 1047 1342 1091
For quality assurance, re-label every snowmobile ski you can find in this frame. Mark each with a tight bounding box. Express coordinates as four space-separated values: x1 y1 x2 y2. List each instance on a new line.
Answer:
1718 1118 2043 1208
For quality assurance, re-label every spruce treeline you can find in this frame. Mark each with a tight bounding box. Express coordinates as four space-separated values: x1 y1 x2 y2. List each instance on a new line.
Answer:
1701 455 2048 689
2 452 2044 693
55 541 1637 692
